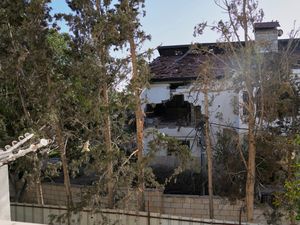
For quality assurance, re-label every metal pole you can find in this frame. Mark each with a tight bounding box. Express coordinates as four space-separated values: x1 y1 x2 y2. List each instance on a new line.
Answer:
147 200 150 225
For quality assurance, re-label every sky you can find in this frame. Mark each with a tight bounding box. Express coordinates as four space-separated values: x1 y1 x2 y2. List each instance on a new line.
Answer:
51 0 300 53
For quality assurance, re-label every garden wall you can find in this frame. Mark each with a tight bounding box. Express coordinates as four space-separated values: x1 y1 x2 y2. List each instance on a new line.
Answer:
18 183 274 224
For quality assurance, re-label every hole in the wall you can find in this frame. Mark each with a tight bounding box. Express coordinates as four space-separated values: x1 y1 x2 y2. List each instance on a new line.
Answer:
145 95 191 126
145 94 202 127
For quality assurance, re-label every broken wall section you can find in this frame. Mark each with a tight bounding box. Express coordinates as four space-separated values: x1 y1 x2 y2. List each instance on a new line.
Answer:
145 94 202 128
142 82 240 170
142 82 241 135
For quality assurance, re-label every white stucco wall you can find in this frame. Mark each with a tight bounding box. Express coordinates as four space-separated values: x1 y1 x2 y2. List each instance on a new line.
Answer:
0 165 11 221
142 83 170 105
143 84 239 126
0 221 45 225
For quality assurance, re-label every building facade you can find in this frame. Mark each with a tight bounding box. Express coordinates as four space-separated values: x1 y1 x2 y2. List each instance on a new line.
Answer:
142 22 300 171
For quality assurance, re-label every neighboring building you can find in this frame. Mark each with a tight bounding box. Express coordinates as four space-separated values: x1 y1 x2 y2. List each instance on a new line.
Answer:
142 21 300 171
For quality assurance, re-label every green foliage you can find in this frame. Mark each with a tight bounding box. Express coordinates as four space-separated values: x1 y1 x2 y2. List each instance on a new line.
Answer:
146 130 191 167
0 0 51 135
50 0 152 212
214 130 246 199
295 134 300 145
274 135 300 221
0 0 192 216
214 130 296 201
0 0 61 200
146 129 192 187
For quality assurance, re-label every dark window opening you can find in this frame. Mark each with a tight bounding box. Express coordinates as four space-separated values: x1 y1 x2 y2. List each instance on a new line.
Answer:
169 82 188 90
145 95 192 126
152 167 207 195
259 193 275 207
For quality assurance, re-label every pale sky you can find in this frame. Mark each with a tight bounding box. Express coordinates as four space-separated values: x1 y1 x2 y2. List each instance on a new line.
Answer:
51 0 300 50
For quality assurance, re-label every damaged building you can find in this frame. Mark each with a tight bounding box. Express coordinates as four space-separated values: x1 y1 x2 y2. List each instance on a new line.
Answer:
142 21 300 177
141 44 240 194
142 45 239 170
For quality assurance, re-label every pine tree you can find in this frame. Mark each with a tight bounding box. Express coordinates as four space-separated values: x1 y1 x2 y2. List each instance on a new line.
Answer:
0 0 53 204
115 0 150 210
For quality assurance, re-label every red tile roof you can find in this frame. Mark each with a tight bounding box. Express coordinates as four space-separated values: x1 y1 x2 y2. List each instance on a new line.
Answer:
150 45 226 82
150 52 205 81
150 39 300 82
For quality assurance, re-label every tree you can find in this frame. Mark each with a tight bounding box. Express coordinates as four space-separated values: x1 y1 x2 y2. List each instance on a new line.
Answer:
192 58 218 219
115 0 150 210
59 0 149 211
274 135 300 224
46 30 77 211
0 0 52 141
0 0 54 204
62 0 124 208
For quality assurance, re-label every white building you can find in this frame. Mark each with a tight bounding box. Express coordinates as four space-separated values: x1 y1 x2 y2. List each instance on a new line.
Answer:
142 21 300 171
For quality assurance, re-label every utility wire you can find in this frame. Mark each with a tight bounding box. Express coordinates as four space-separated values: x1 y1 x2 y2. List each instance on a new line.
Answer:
210 122 249 131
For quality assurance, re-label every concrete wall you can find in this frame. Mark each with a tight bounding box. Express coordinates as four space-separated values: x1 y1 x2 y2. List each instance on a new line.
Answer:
0 165 11 221
255 29 279 52
0 220 45 225
11 203 260 225
21 183 83 206
20 183 272 224
145 192 268 224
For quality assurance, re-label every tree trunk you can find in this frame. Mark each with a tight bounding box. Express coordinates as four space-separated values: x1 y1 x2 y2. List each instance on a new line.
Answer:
34 154 44 205
55 122 73 208
93 0 114 208
129 35 145 211
243 0 255 215
101 83 114 208
35 176 44 205
204 83 214 219
245 101 256 222
287 149 296 225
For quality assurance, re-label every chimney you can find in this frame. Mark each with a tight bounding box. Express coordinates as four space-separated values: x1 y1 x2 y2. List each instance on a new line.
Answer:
254 21 282 52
